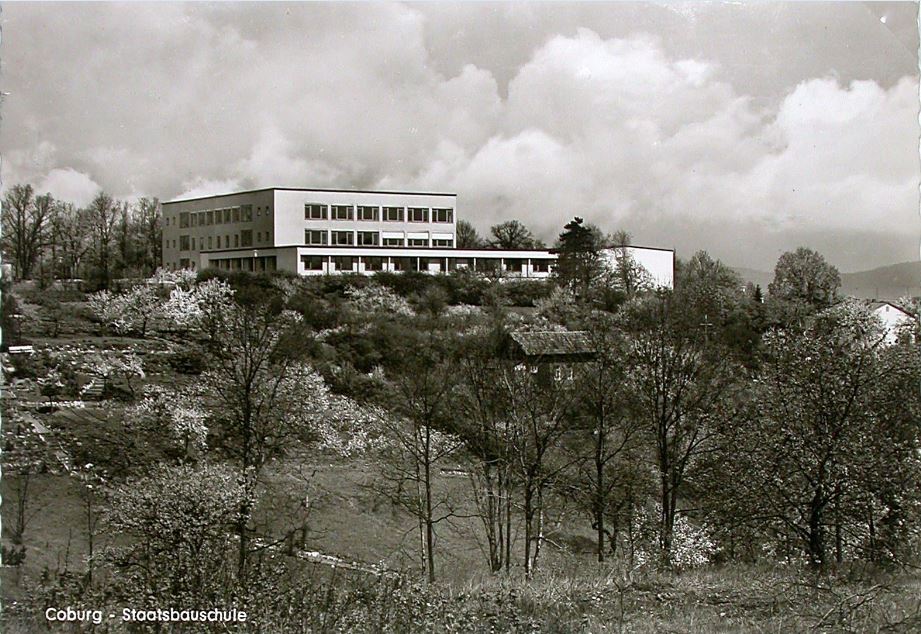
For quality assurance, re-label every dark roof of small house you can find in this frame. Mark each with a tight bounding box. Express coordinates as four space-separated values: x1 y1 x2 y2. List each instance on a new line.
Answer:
508 330 595 358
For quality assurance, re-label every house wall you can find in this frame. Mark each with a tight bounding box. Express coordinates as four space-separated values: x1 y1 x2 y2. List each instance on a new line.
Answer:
272 189 457 248
162 190 275 270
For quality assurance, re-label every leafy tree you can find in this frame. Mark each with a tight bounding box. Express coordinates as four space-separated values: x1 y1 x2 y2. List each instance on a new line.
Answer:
768 247 841 309
727 300 921 567
102 462 247 605
609 245 654 302
673 251 762 362
489 219 544 250
87 283 161 337
552 217 606 302
456 219 485 248
1 184 52 279
198 294 316 579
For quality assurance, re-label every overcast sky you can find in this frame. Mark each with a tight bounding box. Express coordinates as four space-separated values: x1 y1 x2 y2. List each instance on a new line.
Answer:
2 2 918 272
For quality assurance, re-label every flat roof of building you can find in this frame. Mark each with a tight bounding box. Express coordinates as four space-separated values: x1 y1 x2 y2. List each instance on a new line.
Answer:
164 186 457 205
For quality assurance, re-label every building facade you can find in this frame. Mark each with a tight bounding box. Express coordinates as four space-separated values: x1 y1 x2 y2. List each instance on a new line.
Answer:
161 187 674 285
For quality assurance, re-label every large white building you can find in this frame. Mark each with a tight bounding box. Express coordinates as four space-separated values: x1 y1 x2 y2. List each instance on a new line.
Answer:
161 187 674 285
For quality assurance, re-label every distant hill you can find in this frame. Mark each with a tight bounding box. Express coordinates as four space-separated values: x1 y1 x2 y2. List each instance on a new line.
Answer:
731 267 774 290
732 261 921 301
840 261 921 300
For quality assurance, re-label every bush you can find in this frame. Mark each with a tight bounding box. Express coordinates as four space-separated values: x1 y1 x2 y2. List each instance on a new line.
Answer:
372 271 435 298
502 280 554 307
167 347 208 375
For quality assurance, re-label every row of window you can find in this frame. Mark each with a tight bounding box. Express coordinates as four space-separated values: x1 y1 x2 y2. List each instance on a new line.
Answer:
172 205 269 229
304 204 453 223
300 255 551 273
305 230 452 247
172 230 262 251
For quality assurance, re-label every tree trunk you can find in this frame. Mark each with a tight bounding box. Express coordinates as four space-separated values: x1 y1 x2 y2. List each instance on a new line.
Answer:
523 482 533 578
660 474 674 567
424 443 436 584
595 437 606 563
808 491 826 568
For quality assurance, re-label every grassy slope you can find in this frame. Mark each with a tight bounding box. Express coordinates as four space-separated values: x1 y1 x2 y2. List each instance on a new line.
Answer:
4 285 921 632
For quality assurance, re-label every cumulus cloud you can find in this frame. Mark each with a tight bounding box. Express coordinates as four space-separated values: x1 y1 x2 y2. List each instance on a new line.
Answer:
36 168 101 207
1 4 916 269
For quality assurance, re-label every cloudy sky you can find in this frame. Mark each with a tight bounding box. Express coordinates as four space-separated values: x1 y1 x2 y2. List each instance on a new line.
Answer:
2 2 918 271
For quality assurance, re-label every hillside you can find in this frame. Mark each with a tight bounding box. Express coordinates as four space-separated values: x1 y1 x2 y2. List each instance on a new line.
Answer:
733 260 921 301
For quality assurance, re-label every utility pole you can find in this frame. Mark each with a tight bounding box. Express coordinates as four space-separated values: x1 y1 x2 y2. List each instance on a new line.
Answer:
699 314 714 343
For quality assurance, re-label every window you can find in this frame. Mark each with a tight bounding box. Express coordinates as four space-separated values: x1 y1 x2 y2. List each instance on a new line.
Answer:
333 256 356 272
331 231 354 246
205 211 213 225
432 239 453 247
223 209 232 223
383 206 404 222
357 231 379 246
305 203 328 220
357 206 379 221
302 255 324 271
257 208 261 217
234 234 239 248
305 229 328 245
191 237 196 250
532 260 550 273
208 236 213 249
179 212 190 228
407 238 428 247
231 207 239 222
432 208 453 223
191 213 198 227
331 205 353 220
392 257 413 271
241 205 253 222
477 258 500 272
504 258 524 273
382 237 404 247
225 235 230 248
364 257 384 271
408 207 428 222
240 230 253 248
179 235 190 251
180 258 190 269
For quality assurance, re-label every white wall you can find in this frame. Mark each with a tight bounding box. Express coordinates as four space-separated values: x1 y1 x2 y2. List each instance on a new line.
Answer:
600 247 675 289
273 189 457 247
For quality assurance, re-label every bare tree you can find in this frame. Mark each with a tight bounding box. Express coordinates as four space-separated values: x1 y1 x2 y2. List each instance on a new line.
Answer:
374 309 459 583
85 192 122 289
573 313 645 562
489 219 544 250
620 291 741 566
456 219 484 249
1 184 53 279
454 322 516 573
52 201 90 282
135 197 162 275
503 355 581 577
